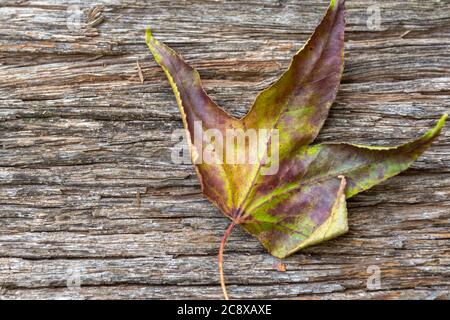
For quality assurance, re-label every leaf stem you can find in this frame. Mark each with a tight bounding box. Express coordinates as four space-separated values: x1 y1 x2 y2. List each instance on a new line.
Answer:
218 220 237 300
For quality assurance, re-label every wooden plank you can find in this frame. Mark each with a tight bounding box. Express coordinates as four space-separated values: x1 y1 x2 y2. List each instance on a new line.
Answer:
0 0 449 299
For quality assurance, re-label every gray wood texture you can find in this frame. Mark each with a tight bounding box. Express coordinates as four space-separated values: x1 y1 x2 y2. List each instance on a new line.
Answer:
0 0 449 300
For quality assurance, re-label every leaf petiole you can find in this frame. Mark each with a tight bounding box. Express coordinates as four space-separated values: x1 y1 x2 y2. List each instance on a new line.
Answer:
218 220 237 300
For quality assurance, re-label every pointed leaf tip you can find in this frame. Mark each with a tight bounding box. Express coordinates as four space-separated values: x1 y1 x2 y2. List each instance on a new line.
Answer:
330 0 344 9
424 113 447 139
145 27 153 44
438 113 448 127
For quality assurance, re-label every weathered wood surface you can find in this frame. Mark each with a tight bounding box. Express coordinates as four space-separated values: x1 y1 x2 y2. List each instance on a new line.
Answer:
0 0 449 300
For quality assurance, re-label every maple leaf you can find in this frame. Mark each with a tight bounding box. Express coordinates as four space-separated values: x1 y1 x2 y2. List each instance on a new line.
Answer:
146 0 447 299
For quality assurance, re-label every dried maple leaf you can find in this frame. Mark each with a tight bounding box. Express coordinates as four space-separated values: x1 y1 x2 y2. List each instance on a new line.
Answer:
145 0 447 299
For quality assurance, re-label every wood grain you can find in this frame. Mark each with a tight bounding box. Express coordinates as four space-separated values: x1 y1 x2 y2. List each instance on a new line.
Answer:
0 0 449 300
